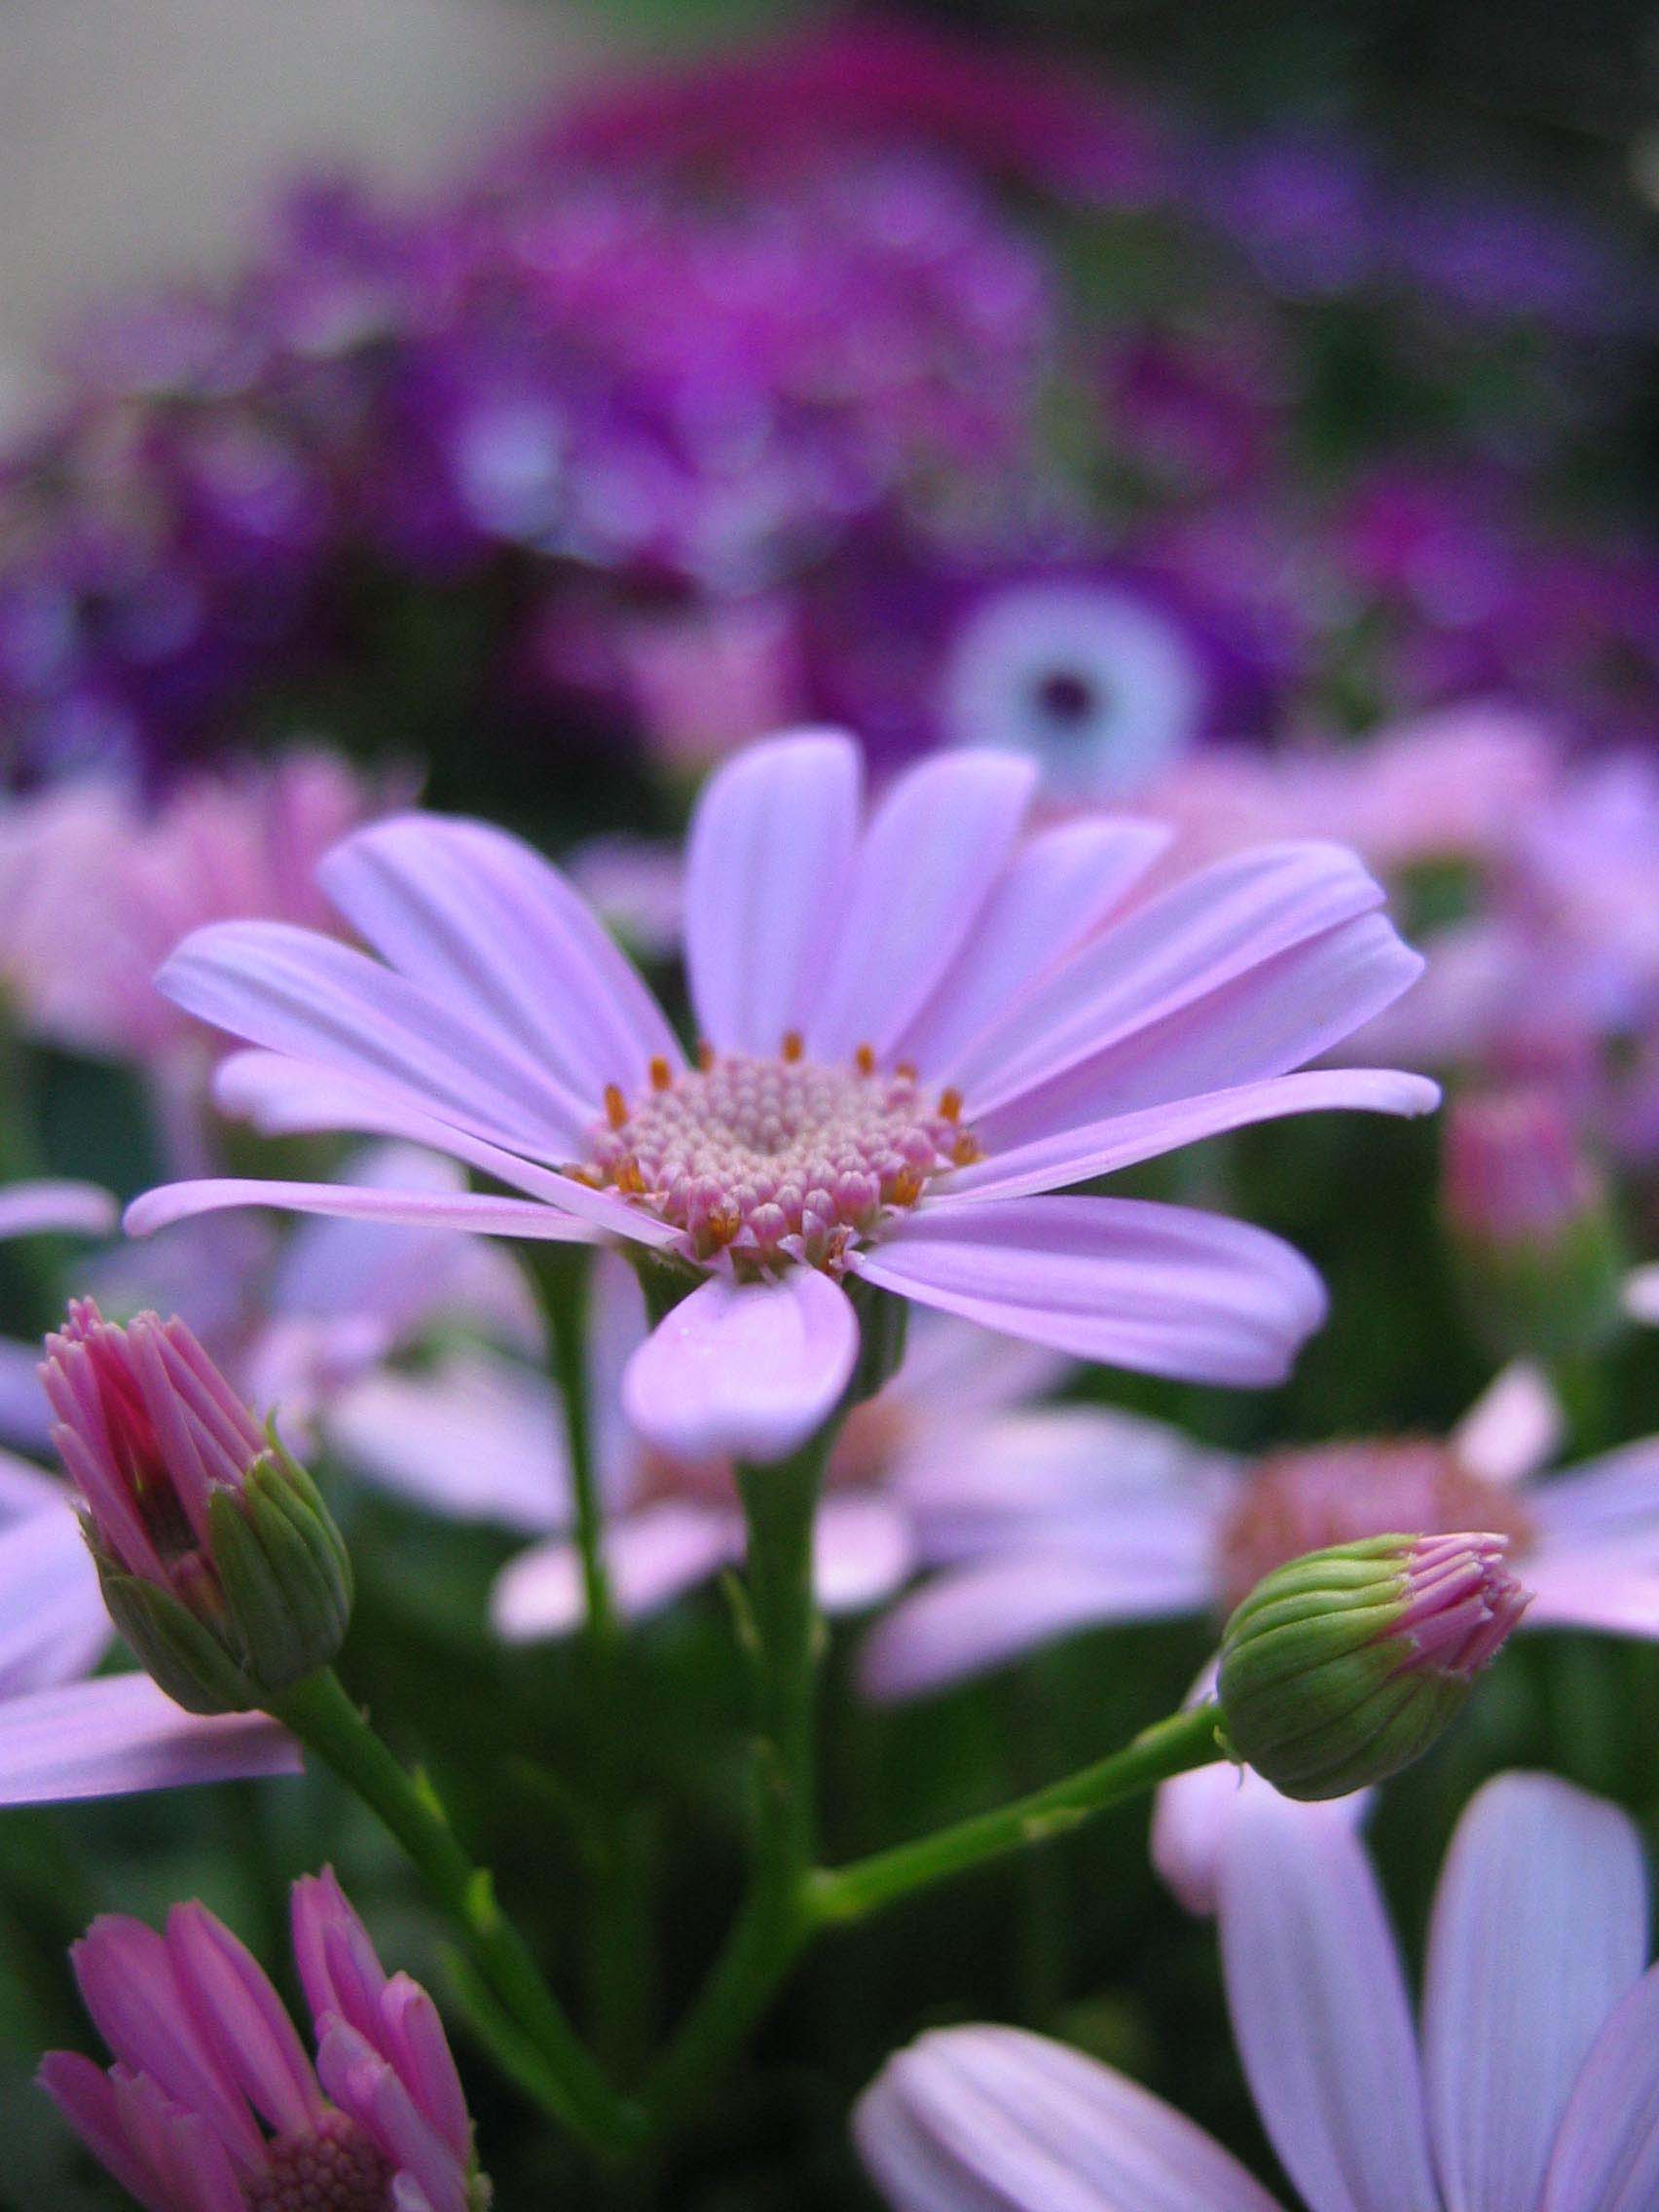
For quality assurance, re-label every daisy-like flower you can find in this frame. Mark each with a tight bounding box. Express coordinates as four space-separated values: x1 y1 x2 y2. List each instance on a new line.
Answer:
129 732 1436 1460
857 1771 1659 2212
859 1361 1659 1703
41 1866 489 2211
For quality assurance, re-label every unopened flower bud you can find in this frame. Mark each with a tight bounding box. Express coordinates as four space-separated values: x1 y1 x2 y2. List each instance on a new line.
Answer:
42 1300 351 1714
1215 1532 1530 1801
1443 1085 1625 1360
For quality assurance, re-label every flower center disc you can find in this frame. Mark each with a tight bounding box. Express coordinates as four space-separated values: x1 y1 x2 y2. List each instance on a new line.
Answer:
1216 1439 1537 1611
577 1044 977 1271
245 2112 394 2212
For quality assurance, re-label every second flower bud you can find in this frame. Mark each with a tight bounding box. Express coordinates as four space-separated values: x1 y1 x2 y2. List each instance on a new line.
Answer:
42 1299 351 1714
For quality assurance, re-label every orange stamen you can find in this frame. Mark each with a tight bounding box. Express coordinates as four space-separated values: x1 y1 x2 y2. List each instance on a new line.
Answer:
939 1087 963 1123
648 1055 673 1092
604 1084 628 1130
855 1043 876 1076
782 1030 804 1063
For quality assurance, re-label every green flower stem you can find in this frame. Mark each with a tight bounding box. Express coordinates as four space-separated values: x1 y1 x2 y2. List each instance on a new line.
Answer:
530 1246 657 2079
272 1667 645 2154
807 1703 1224 1925
641 1421 835 2129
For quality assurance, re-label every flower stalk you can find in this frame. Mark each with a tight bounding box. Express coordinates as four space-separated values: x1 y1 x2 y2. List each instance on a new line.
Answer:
270 1666 647 2156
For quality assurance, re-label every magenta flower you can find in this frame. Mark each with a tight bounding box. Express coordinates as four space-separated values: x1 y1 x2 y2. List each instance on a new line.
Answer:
129 733 1435 1460
41 1866 488 2211
857 1771 1659 2212
0 1183 301 1807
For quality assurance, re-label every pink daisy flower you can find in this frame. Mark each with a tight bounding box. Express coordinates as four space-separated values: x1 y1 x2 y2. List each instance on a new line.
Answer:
859 1361 1659 1703
858 1771 1659 2212
129 732 1436 1460
42 1866 488 2211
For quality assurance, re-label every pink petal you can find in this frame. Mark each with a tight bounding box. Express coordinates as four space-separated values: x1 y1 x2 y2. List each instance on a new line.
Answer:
0 1674 301 1805
1452 1362 1565 1488
211 1049 675 1240
1217 1788 1436 2212
39 2051 172 2212
1521 1550 1659 1640
125 1177 622 1249
491 1503 740 1640
1151 1716 1373 1921
70 1915 264 2167
807 752 1038 1062
855 2023 1285 2212
855 1197 1326 1385
1527 1438 1659 1543
882 1310 1071 1423
813 1496 914 1614
949 842 1421 1142
0 1504 112 1697
1424 1773 1649 2212
379 1974 473 2164
1541 1963 1659 2212
684 729 862 1054
159 920 594 1153
325 1351 571 1534
167 1900 324 2136
945 1068 1440 1205
0 1337 54 1452
620 1271 860 1463
861 1549 1210 1702
0 1181 117 1240
891 1405 1235 1557
317 2017 469 2212
893 816 1170 1081
319 813 682 1101
292 1867 388 2047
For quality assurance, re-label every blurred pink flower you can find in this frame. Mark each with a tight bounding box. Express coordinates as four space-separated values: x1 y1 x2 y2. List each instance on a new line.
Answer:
862 1360 1659 1702
858 1772 1659 2212
487 1260 1066 1638
129 731 1435 1463
42 1866 486 2211
1146 701 1558 877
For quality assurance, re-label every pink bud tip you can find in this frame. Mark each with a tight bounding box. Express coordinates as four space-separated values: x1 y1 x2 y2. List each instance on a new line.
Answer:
1394 1531 1532 1678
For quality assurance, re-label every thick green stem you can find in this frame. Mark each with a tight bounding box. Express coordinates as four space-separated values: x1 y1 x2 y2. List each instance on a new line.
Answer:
640 1422 834 2128
272 1668 644 2153
809 1704 1224 1924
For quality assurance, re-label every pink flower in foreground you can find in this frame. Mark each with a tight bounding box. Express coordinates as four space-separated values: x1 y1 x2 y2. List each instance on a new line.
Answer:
41 1297 350 1710
858 1772 1659 2212
861 1362 1659 1703
484 1258 1067 1638
42 1867 488 2211
0 1182 299 1807
129 731 1436 1460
